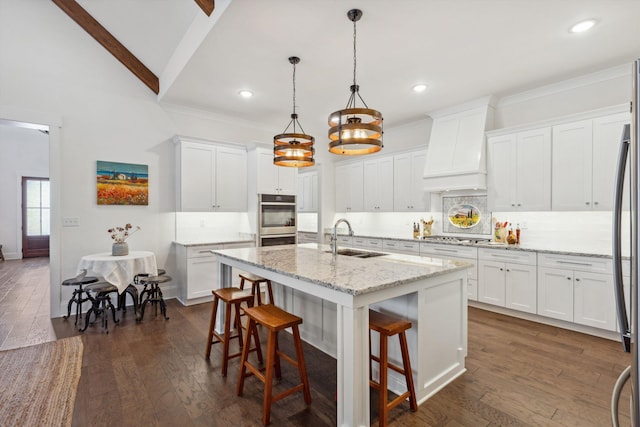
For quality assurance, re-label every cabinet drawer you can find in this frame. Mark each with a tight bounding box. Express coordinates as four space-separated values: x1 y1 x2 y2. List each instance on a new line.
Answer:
538 253 611 274
187 244 223 258
224 241 255 249
478 248 536 265
337 235 353 245
420 243 477 259
363 238 383 249
383 240 420 255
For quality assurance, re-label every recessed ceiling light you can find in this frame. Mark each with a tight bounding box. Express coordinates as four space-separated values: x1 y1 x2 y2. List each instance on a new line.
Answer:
412 84 428 93
238 90 254 98
569 19 596 33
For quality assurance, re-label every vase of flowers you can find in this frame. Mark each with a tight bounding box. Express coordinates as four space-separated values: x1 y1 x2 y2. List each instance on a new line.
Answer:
108 223 140 256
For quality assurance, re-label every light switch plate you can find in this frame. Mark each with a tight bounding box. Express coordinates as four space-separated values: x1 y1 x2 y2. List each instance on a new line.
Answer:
63 217 80 227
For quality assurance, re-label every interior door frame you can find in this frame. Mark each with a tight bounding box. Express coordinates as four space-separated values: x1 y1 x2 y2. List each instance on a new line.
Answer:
1 106 62 318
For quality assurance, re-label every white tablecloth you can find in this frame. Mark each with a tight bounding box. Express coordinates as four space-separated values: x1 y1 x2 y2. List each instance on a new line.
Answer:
77 250 158 293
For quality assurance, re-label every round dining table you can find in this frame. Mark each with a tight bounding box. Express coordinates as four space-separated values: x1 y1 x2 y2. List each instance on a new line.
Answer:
77 250 158 294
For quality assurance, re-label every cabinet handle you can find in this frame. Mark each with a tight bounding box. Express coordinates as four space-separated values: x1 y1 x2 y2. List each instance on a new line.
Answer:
586 201 590 205
556 260 593 267
490 253 519 259
434 248 458 253
511 203 515 207
594 201 599 205
567 277 572 280
517 203 521 207
506 269 510 272
575 278 581 282
500 267 504 271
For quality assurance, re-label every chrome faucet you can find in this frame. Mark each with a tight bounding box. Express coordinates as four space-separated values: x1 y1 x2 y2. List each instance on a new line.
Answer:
331 218 354 255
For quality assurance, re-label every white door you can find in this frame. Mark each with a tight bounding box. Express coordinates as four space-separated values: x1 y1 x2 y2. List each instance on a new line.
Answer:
537 267 574 321
574 271 616 331
348 162 364 212
505 263 537 314
393 153 412 211
592 112 630 211
363 159 379 211
180 142 215 211
487 134 516 211
216 146 247 211
478 260 505 306
517 127 551 211
335 164 349 212
410 151 428 211
257 150 279 194
277 166 297 195
552 120 593 210
378 156 395 211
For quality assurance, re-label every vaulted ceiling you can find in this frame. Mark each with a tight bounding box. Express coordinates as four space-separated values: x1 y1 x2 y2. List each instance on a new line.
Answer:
57 0 640 135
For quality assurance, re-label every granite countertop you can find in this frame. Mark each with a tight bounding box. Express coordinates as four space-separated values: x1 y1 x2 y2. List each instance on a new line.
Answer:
174 236 255 246
212 243 471 296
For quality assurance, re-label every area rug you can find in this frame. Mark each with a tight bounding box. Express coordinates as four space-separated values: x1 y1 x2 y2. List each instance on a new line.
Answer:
0 336 83 427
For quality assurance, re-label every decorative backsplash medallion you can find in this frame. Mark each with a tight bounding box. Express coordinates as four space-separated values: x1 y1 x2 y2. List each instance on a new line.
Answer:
442 195 491 235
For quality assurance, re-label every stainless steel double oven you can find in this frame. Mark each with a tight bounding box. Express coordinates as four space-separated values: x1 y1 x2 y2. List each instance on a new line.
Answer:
258 194 297 246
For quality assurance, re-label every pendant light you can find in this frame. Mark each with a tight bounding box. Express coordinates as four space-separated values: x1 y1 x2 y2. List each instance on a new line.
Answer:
328 8 383 155
274 56 315 167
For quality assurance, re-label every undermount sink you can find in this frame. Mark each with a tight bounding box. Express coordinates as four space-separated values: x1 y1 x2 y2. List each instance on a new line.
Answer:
325 248 386 258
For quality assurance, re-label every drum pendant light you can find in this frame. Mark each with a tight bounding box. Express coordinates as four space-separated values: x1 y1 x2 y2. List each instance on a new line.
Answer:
328 8 383 155
274 56 315 167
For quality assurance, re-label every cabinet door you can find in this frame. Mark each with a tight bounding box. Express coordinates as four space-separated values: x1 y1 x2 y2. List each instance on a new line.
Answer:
478 260 505 306
552 120 593 210
487 134 517 211
574 271 616 331
505 263 537 314
409 151 428 211
186 256 218 299
393 153 413 211
335 164 349 212
277 166 297 195
216 146 247 211
517 128 551 211
363 159 380 212
592 112 630 211
348 162 364 211
179 142 215 211
310 172 318 212
257 150 279 194
537 267 574 321
297 174 306 212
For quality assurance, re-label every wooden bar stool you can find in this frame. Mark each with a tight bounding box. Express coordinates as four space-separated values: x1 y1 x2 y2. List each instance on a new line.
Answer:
205 287 263 376
237 304 312 426
239 273 274 306
369 309 418 427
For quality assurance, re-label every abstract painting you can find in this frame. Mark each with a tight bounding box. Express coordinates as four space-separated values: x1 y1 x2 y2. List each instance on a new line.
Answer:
96 161 148 205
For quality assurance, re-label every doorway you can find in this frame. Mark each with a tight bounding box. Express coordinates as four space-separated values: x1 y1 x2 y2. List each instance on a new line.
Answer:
21 176 50 258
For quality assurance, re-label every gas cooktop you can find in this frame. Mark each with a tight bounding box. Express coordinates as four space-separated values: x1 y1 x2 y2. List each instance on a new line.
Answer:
420 235 492 244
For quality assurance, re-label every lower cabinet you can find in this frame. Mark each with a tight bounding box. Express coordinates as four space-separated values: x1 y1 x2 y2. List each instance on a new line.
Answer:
419 243 478 301
175 241 255 306
537 253 616 331
478 249 537 314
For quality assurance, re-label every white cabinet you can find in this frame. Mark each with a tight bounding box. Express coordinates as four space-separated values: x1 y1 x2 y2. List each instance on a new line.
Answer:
394 150 428 212
537 253 616 331
175 241 255 306
257 149 297 195
175 139 247 212
351 236 382 250
420 243 478 301
335 162 364 212
478 249 537 313
487 127 551 211
552 112 630 211
363 156 394 212
297 171 318 212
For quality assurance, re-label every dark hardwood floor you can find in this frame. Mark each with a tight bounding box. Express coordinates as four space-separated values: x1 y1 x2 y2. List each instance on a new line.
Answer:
1 258 634 426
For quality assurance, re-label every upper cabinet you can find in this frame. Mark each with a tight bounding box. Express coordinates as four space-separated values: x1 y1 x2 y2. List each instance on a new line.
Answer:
256 148 297 195
363 156 394 212
297 171 318 212
552 112 629 211
335 162 364 212
175 138 247 212
394 150 428 212
487 127 551 211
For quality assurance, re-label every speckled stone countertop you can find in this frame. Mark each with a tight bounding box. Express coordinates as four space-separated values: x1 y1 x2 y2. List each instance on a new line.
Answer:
174 236 255 246
333 233 619 259
212 244 471 296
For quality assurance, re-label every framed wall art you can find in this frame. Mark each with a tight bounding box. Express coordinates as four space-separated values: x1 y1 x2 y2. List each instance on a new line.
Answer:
96 161 148 205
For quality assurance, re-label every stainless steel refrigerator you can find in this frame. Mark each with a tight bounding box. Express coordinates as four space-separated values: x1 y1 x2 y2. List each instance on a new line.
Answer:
612 59 640 427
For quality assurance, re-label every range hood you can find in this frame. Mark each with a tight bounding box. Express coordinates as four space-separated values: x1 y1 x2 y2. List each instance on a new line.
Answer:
423 98 494 192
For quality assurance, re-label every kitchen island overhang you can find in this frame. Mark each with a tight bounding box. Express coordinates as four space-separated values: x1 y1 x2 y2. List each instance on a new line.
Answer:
212 244 471 427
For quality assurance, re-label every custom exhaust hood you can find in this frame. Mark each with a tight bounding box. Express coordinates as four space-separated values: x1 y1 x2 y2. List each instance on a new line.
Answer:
423 98 495 192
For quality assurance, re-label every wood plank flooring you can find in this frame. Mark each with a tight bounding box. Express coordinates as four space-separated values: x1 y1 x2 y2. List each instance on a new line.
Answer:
1 258 634 426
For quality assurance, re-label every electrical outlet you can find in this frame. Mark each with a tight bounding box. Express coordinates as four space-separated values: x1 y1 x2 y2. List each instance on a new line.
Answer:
62 217 80 227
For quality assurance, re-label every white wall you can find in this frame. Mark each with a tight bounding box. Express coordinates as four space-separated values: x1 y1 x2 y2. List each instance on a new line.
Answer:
0 1 272 316
0 124 49 259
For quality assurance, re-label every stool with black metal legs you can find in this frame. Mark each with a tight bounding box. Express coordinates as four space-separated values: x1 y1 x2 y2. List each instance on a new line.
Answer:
138 274 172 320
237 304 311 426
206 287 263 376
62 269 99 325
80 281 120 334
239 273 275 306
369 309 418 427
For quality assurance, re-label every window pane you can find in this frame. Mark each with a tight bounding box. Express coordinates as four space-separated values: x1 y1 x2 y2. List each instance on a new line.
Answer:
26 208 41 235
41 208 50 236
26 181 41 207
41 181 50 208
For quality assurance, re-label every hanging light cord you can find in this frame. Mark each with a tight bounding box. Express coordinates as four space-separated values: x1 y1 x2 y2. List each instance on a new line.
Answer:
346 16 369 110
282 59 307 135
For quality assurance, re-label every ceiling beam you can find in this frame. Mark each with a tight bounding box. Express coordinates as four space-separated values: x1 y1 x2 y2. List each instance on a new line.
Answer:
52 0 159 94
194 0 215 16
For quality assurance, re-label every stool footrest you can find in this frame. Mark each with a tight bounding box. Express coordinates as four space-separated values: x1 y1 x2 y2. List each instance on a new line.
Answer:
370 354 407 376
272 383 305 404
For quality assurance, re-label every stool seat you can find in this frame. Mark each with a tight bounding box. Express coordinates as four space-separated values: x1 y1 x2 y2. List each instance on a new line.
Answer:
206 287 263 377
239 273 274 306
139 274 171 320
81 282 119 334
62 270 99 325
237 304 311 425
369 309 417 427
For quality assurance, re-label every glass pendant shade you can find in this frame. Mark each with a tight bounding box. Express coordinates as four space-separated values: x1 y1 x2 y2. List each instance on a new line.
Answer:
273 56 315 167
328 9 383 156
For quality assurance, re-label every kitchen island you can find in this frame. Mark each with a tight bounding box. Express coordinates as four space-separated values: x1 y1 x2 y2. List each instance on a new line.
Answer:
213 243 471 427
